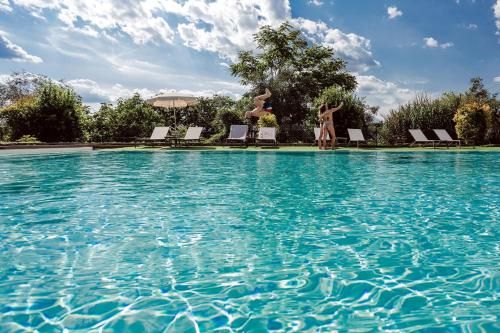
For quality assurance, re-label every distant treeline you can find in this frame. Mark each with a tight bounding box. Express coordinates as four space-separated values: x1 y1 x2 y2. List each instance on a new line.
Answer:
1 23 498 144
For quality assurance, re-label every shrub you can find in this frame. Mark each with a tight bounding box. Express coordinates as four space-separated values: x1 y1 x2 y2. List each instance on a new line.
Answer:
89 94 163 142
257 113 279 132
33 82 90 142
453 101 487 145
208 108 244 142
1 83 90 142
379 93 461 144
16 135 40 143
1 96 37 141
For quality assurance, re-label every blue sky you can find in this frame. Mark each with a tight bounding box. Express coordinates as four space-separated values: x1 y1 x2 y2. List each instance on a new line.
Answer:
0 0 499 114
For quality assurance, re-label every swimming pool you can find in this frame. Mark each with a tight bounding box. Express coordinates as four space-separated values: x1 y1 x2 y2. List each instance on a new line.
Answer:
0 150 498 332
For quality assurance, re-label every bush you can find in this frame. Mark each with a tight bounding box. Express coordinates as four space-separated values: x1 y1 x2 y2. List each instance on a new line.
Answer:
16 135 40 143
89 94 163 142
257 113 279 132
454 101 487 145
1 83 90 142
33 82 90 142
208 108 244 142
379 93 461 144
1 96 37 141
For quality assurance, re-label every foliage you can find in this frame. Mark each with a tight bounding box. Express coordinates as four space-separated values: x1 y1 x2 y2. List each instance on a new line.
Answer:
230 22 356 141
257 113 279 132
453 101 488 145
485 99 500 144
155 95 235 138
90 103 116 142
171 124 188 138
89 94 163 141
464 77 499 144
16 135 40 143
34 82 90 142
1 83 89 142
1 96 37 141
313 86 368 139
379 93 461 144
208 108 244 142
0 71 48 107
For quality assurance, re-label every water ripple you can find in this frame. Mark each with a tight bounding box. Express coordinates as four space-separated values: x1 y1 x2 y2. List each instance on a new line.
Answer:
0 150 498 332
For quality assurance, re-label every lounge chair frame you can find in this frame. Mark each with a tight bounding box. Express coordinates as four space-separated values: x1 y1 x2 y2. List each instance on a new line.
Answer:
433 129 461 148
227 125 248 146
347 128 366 148
179 127 203 146
409 129 437 148
256 127 277 146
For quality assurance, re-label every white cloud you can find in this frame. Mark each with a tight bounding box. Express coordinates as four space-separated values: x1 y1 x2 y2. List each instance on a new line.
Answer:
9 0 378 72
494 0 500 30
493 76 500 83
423 37 439 48
467 23 478 30
423 37 454 49
308 0 323 6
66 79 114 103
0 0 12 12
291 18 380 72
0 32 43 63
387 6 402 19
67 78 243 106
356 74 419 115
440 42 454 49
167 0 291 61
10 0 175 45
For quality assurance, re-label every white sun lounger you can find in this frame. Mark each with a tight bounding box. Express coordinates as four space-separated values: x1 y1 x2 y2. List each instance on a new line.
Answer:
136 126 170 146
149 126 170 141
348 128 366 148
256 127 277 146
227 125 248 145
409 129 437 148
180 127 203 145
433 129 461 148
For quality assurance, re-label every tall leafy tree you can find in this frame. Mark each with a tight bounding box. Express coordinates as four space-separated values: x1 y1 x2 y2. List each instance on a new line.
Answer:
105 94 164 141
0 72 48 107
230 22 356 140
1 82 89 142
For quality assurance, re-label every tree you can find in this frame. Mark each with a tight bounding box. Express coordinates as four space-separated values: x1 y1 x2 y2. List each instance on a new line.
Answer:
1 96 37 141
454 101 488 145
208 108 244 142
313 86 367 139
463 77 499 144
89 94 163 141
466 77 490 102
34 82 90 142
1 82 89 142
0 72 48 107
89 103 117 142
230 22 356 141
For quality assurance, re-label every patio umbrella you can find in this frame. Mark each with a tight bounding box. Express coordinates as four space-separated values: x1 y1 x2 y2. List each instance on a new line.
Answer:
146 93 199 127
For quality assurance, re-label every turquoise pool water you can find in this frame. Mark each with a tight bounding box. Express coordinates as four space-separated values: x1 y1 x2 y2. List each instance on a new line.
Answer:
0 150 498 332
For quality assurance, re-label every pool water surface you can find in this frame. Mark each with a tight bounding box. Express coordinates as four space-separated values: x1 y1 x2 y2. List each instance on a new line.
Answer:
0 150 498 332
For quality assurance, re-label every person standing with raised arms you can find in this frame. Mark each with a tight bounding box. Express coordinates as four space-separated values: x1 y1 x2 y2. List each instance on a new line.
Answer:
318 102 343 150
